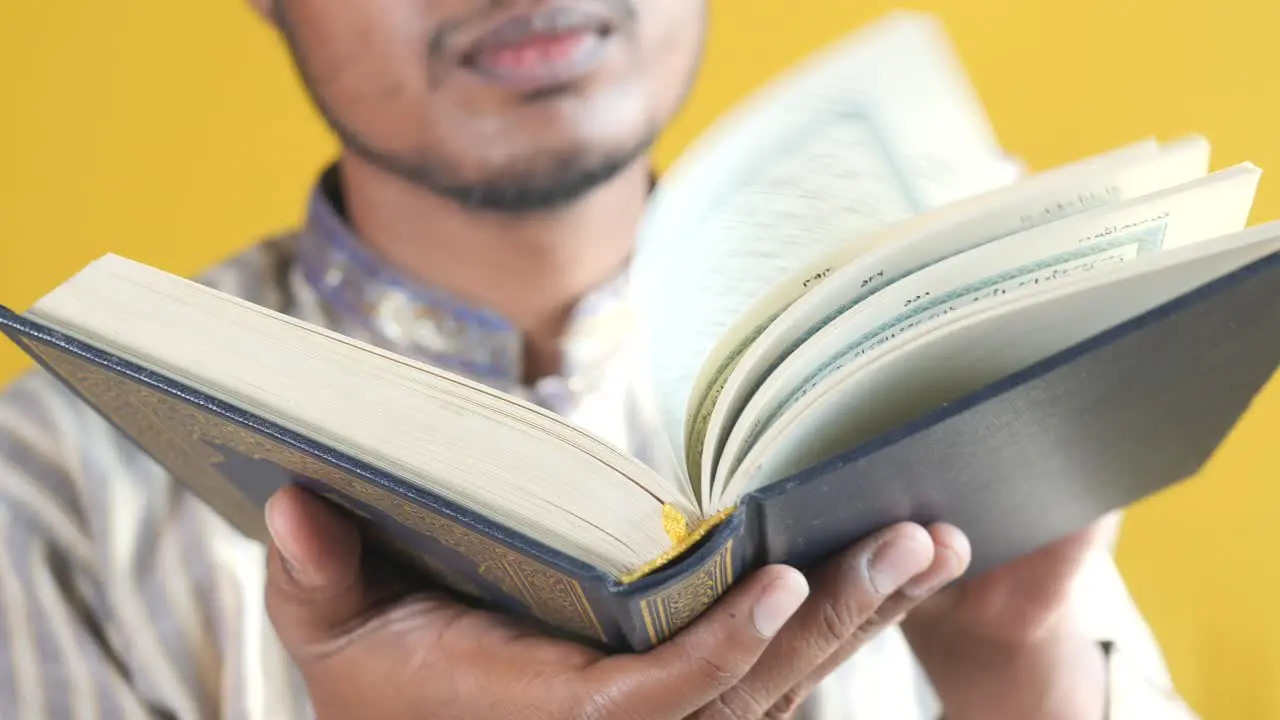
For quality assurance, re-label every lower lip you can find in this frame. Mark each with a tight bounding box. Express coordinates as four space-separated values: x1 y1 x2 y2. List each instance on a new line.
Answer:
464 29 609 91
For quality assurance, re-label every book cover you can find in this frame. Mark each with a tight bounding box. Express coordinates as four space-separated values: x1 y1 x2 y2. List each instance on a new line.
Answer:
0 311 757 652
1 247 1277 652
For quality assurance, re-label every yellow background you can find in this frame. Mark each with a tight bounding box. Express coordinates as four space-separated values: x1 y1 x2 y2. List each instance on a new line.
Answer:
1 1 1276 716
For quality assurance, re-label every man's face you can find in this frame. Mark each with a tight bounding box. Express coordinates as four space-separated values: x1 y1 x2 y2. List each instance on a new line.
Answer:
266 0 706 211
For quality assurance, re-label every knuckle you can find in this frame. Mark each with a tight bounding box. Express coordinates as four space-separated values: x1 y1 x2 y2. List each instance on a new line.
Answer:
845 597 910 648
815 599 859 646
692 695 750 720
690 650 741 690
575 690 641 720
807 555 883 646
706 683 772 719
690 696 734 720
263 588 283 622
677 641 743 693
263 590 298 642
763 687 810 719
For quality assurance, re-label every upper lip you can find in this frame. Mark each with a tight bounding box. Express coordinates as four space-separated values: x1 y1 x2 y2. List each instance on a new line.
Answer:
458 5 617 63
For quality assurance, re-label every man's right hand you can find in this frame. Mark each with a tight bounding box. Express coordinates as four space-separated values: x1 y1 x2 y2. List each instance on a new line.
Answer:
264 486 970 720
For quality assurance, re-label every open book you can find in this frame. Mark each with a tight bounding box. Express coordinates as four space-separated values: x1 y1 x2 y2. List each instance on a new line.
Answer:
2 13 1278 651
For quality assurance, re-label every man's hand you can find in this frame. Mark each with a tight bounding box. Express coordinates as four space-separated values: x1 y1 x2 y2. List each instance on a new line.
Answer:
902 515 1120 720
264 486 970 720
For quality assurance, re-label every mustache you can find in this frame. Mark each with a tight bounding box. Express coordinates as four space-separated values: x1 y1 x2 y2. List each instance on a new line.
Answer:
429 0 637 60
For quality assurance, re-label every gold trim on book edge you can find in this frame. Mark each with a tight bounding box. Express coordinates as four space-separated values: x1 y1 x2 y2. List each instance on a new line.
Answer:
620 506 735 585
662 503 691 544
25 341 607 644
638 539 735 646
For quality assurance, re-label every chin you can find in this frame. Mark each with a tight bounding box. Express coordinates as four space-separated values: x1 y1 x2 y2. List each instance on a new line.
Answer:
469 145 639 187
462 121 654 180
430 135 650 212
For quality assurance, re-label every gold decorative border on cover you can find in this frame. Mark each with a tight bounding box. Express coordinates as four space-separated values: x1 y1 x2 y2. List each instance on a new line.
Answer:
26 341 269 537
25 341 607 644
639 540 735 646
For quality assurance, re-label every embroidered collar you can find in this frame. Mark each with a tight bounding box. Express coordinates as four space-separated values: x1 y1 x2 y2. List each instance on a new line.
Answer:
292 166 634 401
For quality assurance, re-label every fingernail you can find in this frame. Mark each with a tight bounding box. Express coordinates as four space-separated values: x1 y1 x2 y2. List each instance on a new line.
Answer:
265 494 314 586
753 570 809 638
867 535 930 596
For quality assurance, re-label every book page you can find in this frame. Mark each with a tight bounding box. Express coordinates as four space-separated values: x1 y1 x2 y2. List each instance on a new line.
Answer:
629 12 1017 495
691 137 1210 498
718 222 1280 502
713 164 1262 497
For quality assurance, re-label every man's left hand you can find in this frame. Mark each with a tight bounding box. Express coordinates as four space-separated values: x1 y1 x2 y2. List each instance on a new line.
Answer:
901 514 1120 719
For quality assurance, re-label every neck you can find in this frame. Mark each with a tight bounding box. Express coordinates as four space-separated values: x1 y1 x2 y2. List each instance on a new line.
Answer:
336 154 651 382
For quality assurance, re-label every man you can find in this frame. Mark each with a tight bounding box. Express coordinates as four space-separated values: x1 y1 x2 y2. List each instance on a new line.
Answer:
0 0 1196 718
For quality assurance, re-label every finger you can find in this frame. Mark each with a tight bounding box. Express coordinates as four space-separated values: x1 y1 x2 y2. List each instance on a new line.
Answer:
583 564 810 719
708 522 938 718
782 522 972 706
264 485 372 660
914 516 1091 633
899 522 972 604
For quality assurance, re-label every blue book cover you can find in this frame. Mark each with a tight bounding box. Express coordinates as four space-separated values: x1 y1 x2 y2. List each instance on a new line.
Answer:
1 248 1277 652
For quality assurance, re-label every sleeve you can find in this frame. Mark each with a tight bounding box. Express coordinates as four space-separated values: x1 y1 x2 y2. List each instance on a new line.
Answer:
1072 515 1201 718
0 370 229 720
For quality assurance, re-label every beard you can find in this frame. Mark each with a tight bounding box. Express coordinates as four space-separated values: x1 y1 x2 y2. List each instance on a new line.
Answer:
323 112 659 214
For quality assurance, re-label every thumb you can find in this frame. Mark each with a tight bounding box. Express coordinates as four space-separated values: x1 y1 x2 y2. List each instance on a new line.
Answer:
585 564 810 718
264 484 371 660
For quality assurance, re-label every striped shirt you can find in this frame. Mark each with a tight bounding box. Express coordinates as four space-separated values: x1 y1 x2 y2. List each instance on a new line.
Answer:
0 171 1199 719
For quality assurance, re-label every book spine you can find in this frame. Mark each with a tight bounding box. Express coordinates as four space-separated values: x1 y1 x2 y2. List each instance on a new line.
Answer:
604 507 758 652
